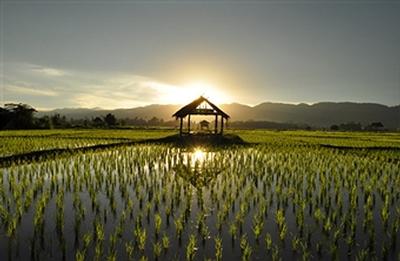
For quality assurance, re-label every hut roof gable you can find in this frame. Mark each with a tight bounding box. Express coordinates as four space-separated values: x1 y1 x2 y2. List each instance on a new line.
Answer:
172 96 230 119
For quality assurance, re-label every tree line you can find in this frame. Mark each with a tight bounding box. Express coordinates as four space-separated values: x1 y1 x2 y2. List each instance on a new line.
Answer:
0 103 388 131
0 103 175 130
330 122 385 131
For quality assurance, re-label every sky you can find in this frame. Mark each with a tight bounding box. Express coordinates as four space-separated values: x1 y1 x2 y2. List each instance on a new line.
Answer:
1 0 399 110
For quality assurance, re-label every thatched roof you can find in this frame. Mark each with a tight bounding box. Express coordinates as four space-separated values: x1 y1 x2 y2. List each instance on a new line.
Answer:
173 96 230 119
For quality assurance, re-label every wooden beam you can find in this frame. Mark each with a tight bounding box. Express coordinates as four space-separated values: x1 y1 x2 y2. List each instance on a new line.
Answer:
180 110 217 116
215 115 218 134
192 108 214 114
179 117 183 136
188 115 191 134
221 117 224 135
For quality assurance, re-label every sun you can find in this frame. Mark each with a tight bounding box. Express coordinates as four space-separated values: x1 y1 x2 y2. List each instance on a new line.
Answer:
159 80 230 105
178 81 229 104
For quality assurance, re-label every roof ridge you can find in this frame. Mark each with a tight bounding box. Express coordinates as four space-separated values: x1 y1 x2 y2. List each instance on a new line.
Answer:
172 96 230 119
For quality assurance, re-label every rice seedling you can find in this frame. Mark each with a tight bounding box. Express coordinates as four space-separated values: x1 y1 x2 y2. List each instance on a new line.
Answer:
153 241 162 259
174 216 184 239
95 221 105 242
215 236 223 261
0 130 398 260
271 245 281 261
241 240 252 261
265 233 273 252
162 233 170 251
252 214 263 242
186 234 198 261
139 255 148 261
229 222 238 240
75 250 85 261
94 242 103 261
6 217 17 237
125 241 134 260
291 236 300 253
154 213 162 236
275 209 287 241
136 227 147 252
106 249 116 261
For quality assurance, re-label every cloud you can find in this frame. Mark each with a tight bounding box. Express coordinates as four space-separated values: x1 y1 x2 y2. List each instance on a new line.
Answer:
5 85 58 97
4 62 231 109
71 77 173 109
33 67 65 77
28 64 67 77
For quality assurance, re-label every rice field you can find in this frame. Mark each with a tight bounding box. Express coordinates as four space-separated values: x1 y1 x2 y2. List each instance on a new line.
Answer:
0 129 174 157
0 130 399 260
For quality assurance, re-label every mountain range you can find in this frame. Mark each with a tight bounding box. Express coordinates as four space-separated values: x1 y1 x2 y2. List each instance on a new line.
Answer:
38 102 400 130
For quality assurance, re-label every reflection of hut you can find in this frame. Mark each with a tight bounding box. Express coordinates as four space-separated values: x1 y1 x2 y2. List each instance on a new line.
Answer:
173 96 230 136
199 120 210 130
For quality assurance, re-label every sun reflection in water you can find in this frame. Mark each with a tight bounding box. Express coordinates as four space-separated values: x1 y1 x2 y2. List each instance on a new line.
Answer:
192 147 206 163
180 147 215 170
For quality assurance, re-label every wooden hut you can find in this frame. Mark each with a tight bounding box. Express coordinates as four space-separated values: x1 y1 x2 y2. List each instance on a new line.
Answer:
199 120 210 130
173 96 230 135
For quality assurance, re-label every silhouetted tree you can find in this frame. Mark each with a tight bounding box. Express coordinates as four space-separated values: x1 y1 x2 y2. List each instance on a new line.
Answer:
92 117 105 127
330 125 339 131
49 114 70 128
148 117 161 126
50 114 62 127
0 107 11 129
35 116 51 129
339 122 362 131
1 103 37 129
104 113 117 127
83 119 90 128
366 122 384 131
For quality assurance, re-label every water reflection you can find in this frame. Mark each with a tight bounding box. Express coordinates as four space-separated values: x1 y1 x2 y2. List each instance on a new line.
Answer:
193 148 206 164
174 147 223 188
181 147 215 169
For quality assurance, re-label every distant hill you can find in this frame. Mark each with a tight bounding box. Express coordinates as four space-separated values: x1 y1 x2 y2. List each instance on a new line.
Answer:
221 102 400 129
38 102 400 130
38 105 181 121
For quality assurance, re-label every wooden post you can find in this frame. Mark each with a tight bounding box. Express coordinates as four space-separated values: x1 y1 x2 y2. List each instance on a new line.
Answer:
215 115 218 134
179 117 183 136
221 117 224 135
188 115 191 134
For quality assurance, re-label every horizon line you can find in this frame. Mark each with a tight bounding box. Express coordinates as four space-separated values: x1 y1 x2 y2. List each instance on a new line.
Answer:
9 100 397 112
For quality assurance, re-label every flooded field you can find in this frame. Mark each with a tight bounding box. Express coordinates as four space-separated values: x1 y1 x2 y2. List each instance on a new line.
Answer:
0 133 399 260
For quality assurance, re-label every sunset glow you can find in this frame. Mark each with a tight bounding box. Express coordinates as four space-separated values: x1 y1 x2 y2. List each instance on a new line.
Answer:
180 82 230 104
160 81 230 105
